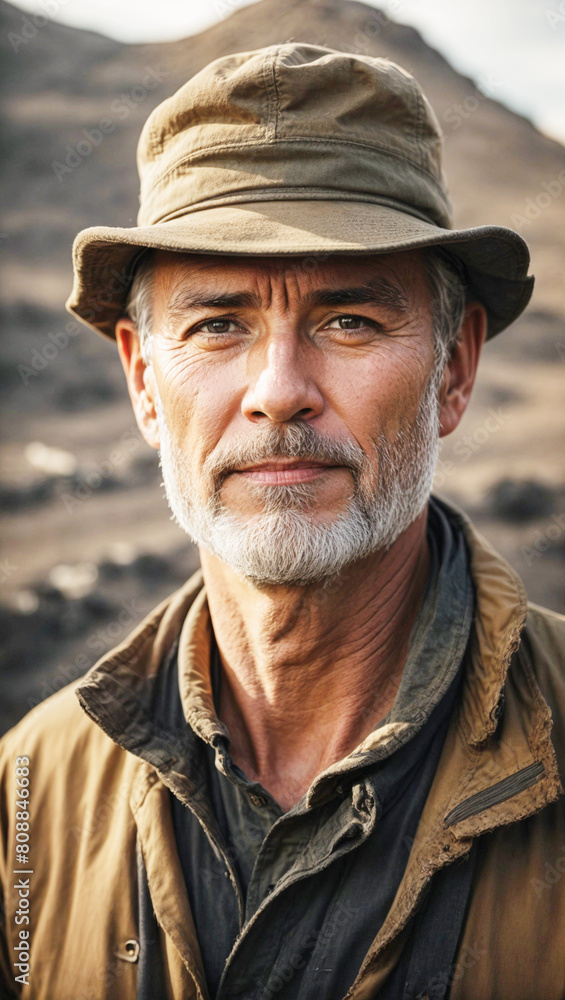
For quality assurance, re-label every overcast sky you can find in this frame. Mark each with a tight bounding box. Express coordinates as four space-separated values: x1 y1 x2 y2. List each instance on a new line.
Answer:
8 0 565 143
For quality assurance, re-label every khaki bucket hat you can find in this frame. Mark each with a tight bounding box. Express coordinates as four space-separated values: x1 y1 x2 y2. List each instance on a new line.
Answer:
66 43 534 341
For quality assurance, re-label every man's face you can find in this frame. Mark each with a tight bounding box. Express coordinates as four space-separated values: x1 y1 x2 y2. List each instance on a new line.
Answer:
138 250 443 586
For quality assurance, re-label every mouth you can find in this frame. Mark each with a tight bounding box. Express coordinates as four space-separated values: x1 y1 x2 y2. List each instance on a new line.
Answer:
230 459 341 485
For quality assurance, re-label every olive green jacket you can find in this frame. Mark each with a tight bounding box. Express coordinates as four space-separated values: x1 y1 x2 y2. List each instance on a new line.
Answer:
1 506 564 999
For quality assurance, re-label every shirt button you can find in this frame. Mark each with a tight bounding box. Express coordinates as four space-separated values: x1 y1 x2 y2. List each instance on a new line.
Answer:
250 793 267 807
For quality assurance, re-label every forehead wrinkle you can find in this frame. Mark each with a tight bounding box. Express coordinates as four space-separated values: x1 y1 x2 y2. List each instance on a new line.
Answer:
163 269 303 322
154 252 420 328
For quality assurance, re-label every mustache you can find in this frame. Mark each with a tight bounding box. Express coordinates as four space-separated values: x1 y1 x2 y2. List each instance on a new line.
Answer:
202 422 368 489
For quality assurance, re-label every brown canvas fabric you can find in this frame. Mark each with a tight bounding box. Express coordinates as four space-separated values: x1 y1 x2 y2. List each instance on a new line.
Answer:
65 44 534 342
1 502 564 999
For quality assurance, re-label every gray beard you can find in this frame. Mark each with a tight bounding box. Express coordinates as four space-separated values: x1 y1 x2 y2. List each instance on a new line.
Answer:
155 376 441 588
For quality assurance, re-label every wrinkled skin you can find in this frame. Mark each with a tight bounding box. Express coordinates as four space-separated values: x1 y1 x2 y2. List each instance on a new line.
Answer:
117 250 485 809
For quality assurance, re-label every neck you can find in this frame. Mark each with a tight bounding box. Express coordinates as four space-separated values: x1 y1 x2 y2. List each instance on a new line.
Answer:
199 508 430 811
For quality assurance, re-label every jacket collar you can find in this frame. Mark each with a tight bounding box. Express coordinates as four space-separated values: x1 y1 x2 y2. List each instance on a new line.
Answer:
75 499 560 837
426 500 560 838
74 500 562 997
448 501 528 745
344 503 563 991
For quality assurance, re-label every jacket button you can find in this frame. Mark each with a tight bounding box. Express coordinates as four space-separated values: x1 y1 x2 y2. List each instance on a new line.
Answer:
250 793 267 807
114 939 140 963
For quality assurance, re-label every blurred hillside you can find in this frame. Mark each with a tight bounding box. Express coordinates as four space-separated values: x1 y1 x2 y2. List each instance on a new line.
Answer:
0 0 564 734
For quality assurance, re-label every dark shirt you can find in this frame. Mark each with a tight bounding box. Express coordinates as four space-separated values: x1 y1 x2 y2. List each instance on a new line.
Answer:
142 497 474 1000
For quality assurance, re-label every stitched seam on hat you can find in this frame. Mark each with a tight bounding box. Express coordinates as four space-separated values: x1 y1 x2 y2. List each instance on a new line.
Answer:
271 47 282 140
149 136 446 190
413 86 426 168
262 48 277 141
154 190 438 225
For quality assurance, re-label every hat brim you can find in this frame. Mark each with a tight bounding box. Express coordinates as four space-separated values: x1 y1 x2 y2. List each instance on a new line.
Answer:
66 200 534 341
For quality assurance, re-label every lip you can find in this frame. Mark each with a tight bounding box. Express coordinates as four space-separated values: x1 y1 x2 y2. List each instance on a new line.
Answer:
232 460 339 485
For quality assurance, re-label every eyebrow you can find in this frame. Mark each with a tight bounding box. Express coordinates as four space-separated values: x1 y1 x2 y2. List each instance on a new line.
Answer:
305 278 409 312
165 276 410 322
167 290 258 322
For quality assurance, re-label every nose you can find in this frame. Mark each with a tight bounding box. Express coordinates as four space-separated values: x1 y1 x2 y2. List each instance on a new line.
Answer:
241 333 324 425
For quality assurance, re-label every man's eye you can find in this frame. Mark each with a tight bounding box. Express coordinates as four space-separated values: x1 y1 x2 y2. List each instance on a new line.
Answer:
326 315 377 331
198 319 239 334
336 315 363 329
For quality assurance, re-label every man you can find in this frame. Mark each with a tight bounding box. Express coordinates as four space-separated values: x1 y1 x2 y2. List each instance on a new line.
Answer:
1 43 564 1000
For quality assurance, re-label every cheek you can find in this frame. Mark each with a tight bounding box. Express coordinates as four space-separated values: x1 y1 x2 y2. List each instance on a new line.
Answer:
155 347 244 461
326 347 432 444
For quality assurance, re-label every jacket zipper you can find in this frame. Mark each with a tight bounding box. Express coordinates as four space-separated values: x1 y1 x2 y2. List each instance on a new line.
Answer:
444 761 545 827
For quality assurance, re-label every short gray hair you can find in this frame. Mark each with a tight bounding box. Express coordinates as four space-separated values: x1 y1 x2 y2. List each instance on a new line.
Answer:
423 248 467 375
124 247 468 371
125 250 155 365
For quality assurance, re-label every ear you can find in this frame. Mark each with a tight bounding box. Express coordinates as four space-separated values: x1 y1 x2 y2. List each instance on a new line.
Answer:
115 318 160 450
438 302 487 438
